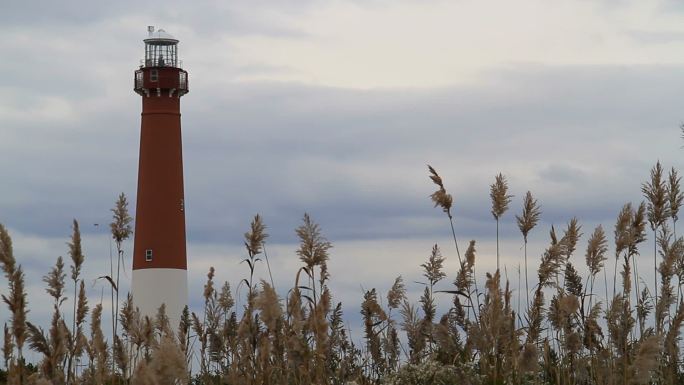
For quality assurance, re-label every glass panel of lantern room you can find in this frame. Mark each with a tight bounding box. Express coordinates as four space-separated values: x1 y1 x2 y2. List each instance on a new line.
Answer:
145 44 152 67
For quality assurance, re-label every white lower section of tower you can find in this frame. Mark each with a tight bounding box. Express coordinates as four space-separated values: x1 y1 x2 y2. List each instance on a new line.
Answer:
131 268 188 329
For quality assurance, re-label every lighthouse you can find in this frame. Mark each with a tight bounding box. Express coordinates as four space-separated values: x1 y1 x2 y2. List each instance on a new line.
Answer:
131 26 189 325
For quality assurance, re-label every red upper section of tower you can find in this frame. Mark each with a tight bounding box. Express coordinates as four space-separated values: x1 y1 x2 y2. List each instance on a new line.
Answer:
132 27 188 271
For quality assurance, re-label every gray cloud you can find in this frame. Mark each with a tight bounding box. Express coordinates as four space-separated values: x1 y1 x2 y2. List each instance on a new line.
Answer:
3 65 683 246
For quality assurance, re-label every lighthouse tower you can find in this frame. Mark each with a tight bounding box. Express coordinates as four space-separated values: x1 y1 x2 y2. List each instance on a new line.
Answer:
131 26 189 325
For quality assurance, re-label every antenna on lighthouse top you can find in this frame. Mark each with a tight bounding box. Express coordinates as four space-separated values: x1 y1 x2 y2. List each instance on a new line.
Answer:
147 26 155 36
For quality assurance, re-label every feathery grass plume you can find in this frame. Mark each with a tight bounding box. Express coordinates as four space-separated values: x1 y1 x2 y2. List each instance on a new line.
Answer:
296 213 332 274
327 302 347 376
585 225 608 278
140 315 154 359
564 262 583 297
664 300 684 383
34 257 69 384
214 283 233 373
585 225 608 314
387 276 406 310
613 203 632 298
427 165 463 268
35 315 68 384
89 304 108 385
490 173 513 271
655 225 683 333
119 293 135 340
635 287 653 340
25 322 49 359
0 225 28 384
242 215 269 301
362 288 388 379
632 203 648 333
68 219 84 282
5 266 28 375
669 167 684 234
75 280 88 330
196 267 216 380
109 193 133 376
312 287 332 382
428 165 453 219
131 359 154 385
519 343 539 373
561 217 581 260
420 244 446 355
605 294 630 378
201 268 226 376
43 256 66 303
385 278 405 372
113 335 128 379
295 211 332 360
469 270 513 384
255 280 282 332
0 224 15 277
538 237 565 289
631 202 648 252
525 288 545 345
400 300 424 364
154 304 172 339
583 301 603 351
490 173 513 220
3 323 13 369
131 336 188 385
643 161 670 312
454 240 477 298
516 191 541 309
421 244 446 288
123 303 144 373
70 280 89 379
643 161 671 231
176 305 191 372
203 266 216 305
432 313 460 367
419 285 436 350
218 281 234 314
516 191 542 244
245 213 267 257
111 193 134 246
629 335 661 385
294 213 331 267
66 219 84 385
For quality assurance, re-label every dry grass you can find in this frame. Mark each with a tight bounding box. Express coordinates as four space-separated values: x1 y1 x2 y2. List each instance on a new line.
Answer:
3 161 684 384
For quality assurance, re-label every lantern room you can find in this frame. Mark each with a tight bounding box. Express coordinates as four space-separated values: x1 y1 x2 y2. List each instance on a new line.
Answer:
135 26 188 98
143 26 179 68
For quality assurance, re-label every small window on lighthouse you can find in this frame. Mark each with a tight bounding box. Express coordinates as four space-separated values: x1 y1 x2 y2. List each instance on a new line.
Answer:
150 70 158 82
145 249 153 261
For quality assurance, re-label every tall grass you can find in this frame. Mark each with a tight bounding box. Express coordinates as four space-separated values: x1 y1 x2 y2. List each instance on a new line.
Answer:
3 160 684 384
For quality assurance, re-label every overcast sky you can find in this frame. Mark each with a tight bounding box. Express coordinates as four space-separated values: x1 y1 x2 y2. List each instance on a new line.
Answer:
2 0 684 355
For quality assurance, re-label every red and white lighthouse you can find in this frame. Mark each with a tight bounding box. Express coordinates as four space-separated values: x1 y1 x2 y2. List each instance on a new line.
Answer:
132 26 189 324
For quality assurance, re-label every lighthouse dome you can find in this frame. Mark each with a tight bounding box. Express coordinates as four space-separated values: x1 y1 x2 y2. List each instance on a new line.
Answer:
144 27 179 45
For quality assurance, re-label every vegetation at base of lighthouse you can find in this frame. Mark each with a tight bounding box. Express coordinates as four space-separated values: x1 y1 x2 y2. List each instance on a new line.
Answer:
4 154 684 384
